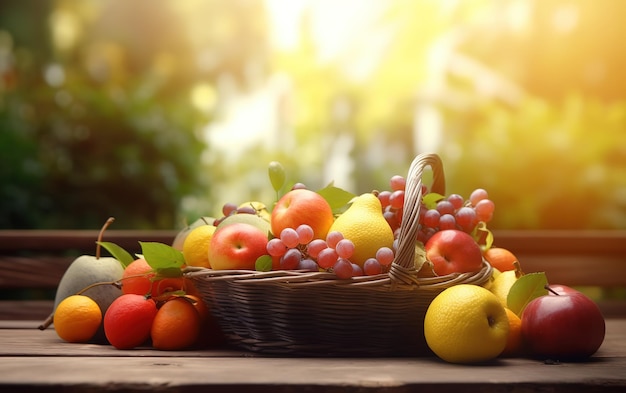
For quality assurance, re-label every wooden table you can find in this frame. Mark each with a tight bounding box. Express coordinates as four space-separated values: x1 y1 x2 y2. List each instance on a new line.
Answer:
1 319 625 392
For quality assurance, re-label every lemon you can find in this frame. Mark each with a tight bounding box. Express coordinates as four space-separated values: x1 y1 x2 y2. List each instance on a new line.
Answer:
171 216 215 251
182 225 216 268
327 193 394 267
424 284 509 363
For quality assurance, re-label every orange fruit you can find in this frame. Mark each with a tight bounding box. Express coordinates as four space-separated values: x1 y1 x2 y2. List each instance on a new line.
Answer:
54 295 102 343
121 258 154 295
185 294 227 348
122 258 184 297
182 277 201 297
484 247 520 272
151 297 201 350
185 295 209 323
104 294 157 349
501 307 523 357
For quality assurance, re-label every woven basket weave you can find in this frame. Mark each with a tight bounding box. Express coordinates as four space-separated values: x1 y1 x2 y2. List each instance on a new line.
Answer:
187 153 492 356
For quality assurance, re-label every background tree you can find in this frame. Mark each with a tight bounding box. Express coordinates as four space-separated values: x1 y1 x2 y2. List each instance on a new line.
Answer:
0 0 269 229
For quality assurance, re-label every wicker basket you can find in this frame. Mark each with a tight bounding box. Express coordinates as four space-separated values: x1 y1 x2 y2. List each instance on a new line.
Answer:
186 153 492 356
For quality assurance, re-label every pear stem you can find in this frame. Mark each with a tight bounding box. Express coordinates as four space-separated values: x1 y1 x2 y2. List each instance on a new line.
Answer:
96 217 115 259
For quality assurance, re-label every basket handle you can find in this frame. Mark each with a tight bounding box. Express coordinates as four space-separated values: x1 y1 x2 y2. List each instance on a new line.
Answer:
390 153 445 279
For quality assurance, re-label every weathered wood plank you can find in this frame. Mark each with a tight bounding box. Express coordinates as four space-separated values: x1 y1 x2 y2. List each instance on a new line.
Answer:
493 229 626 254
0 229 178 252
0 256 73 289
510 255 626 287
2 319 624 357
492 230 626 288
0 354 624 393
0 300 53 321
0 320 625 393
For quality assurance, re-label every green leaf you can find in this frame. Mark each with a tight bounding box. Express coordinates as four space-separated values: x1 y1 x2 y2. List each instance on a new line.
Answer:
97 241 135 268
268 161 286 192
507 272 549 317
422 192 445 209
317 183 356 213
255 255 273 272
154 267 184 279
139 241 185 270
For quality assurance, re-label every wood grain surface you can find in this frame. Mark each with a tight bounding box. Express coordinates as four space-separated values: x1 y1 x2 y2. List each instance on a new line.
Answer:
0 319 625 392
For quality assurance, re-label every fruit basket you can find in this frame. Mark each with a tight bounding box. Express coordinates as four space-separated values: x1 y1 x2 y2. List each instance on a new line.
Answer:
186 153 492 356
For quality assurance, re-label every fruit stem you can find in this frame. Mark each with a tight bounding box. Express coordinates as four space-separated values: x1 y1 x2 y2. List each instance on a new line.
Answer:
513 260 524 279
37 280 122 331
96 217 115 259
545 284 560 296
76 280 122 295
38 313 53 331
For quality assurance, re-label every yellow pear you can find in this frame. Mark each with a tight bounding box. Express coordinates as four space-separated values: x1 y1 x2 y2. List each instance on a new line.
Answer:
490 266 522 307
482 267 501 291
328 193 395 267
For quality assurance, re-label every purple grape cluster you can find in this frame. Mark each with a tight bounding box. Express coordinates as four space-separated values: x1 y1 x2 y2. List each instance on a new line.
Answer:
376 175 495 245
266 225 395 279
376 175 407 236
417 188 495 244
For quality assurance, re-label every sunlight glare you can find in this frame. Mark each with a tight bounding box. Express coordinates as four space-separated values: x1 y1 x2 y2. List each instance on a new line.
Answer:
265 0 389 80
190 83 218 114
265 0 308 51
49 9 80 52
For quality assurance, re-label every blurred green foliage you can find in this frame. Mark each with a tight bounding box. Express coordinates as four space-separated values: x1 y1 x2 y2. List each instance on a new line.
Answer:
1 0 625 230
1 0 267 229
441 95 626 229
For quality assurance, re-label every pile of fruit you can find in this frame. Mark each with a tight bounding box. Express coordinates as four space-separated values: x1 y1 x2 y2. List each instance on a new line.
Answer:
47 225 225 351
44 161 606 363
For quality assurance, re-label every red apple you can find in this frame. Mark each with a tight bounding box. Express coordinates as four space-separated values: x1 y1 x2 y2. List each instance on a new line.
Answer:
547 284 580 295
271 189 334 240
209 222 269 270
521 286 606 360
424 229 483 276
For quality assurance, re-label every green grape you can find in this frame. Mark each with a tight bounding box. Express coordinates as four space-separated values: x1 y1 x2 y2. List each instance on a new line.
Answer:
268 161 286 192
